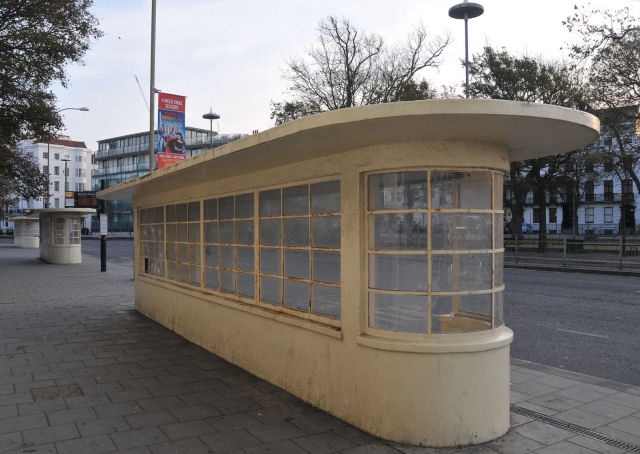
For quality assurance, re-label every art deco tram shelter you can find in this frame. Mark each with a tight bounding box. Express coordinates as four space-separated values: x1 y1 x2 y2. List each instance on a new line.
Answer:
98 100 599 446
35 208 95 264
11 214 40 248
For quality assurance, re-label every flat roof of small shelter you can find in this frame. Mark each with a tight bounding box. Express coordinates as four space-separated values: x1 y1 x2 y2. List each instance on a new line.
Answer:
34 208 96 215
98 99 600 202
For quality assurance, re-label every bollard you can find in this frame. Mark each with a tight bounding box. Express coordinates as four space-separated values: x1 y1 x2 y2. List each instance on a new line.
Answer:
101 235 106 272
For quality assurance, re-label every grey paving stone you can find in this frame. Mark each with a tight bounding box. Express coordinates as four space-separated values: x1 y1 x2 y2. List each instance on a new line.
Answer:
94 401 144 418
137 396 186 413
159 419 215 440
556 386 609 404
554 408 615 429
514 420 574 445
169 403 221 421
486 431 545 453
207 412 263 432
109 426 169 450
605 415 640 437
149 437 213 454
535 440 600 454
244 439 313 454
55 434 117 454
568 435 628 454
47 406 97 426
247 421 306 443
511 390 534 404
200 429 263 452
0 412 48 434
22 423 80 445
0 404 18 419
292 431 356 453
10 443 57 453
0 431 23 453
125 410 177 429
534 375 583 390
576 399 638 420
603 392 640 410
77 416 131 436
530 393 584 412
339 443 401 454
512 381 562 398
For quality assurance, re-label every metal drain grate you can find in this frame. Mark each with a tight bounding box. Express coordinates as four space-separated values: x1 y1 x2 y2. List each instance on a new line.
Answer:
511 404 640 453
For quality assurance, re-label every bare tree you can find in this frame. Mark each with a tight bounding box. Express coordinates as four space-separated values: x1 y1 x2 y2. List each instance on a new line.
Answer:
271 16 450 124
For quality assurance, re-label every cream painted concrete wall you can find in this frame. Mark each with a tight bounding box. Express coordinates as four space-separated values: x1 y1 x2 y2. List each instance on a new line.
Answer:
15 237 39 248
132 139 512 446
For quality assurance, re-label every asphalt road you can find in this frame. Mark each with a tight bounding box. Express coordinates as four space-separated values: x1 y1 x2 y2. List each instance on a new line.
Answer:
505 268 640 386
3 237 638 386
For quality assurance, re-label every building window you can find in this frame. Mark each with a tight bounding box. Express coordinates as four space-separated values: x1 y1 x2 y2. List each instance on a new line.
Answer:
54 198 60 208
43 152 48 159
68 217 80 244
54 153 60 160
604 207 613 224
604 180 613 201
585 181 594 202
258 181 341 319
75 183 85 192
54 181 59 192
139 206 165 277
43 165 49 174
54 166 59 176
367 170 504 335
623 179 633 198
585 207 594 223
549 207 557 224
75 168 85 178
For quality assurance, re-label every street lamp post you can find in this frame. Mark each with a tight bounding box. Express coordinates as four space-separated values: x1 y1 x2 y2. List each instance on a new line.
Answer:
202 108 220 145
45 107 89 208
448 1 484 98
61 156 71 207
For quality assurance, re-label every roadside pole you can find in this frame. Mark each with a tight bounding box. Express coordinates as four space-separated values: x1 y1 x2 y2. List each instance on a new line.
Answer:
99 203 107 272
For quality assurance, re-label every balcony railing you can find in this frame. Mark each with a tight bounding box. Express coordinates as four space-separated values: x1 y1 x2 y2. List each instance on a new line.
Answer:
580 193 635 203
524 194 567 205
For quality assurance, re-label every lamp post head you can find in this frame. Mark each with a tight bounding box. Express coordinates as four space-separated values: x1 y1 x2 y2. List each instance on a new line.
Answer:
202 109 220 121
78 107 89 111
448 1 484 20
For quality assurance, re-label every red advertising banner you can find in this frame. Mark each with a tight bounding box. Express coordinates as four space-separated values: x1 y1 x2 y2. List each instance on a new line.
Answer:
158 92 185 112
157 152 186 169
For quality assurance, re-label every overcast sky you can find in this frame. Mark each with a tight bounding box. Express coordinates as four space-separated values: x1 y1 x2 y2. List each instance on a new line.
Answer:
54 0 639 150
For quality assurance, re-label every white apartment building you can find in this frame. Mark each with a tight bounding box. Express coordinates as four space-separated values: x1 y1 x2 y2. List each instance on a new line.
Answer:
0 138 94 232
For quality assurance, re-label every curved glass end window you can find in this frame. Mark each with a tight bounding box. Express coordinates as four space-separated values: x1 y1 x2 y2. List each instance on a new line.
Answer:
367 170 504 334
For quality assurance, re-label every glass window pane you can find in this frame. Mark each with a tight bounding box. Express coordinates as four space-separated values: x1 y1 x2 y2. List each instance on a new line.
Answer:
220 270 235 293
177 223 188 242
312 251 340 283
260 276 282 305
494 291 504 327
236 193 254 218
312 216 340 248
370 214 427 250
284 218 309 246
494 252 503 286
431 171 491 209
204 268 218 290
368 293 427 333
188 201 200 221
178 263 189 283
204 222 217 243
284 280 309 311
190 266 201 286
176 203 188 221
237 273 255 298
259 189 281 217
189 244 200 265
369 254 427 291
431 213 491 250
204 198 217 220
167 261 177 280
188 223 200 243
237 247 254 271
311 180 341 213
155 206 164 223
368 172 426 211
166 204 176 222
260 219 281 245
219 221 235 243
205 245 218 267
220 196 234 219
283 185 308 215
284 250 309 279
220 246 234 268
260 248 281 275
141 225 149 240
312 285 341 319
236 221 254 245
432 295 491 333
178 244 189 263
431 253 492 291
156 225 164 242
166 243 176 261
156 242 164 259
494 173 504 210
494 214 504 249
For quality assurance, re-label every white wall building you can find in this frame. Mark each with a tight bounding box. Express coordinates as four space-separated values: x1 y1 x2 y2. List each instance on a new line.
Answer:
0 138 95 232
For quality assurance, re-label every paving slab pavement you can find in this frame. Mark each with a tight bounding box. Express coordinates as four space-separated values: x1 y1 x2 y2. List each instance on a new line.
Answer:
1 244 639 453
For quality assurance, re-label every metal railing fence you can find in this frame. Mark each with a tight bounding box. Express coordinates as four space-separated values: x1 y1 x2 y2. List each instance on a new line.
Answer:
504 235 640 270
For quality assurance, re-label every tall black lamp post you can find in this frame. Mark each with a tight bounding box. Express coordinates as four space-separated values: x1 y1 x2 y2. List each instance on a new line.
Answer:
202 109 220 145
448 1 484 98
